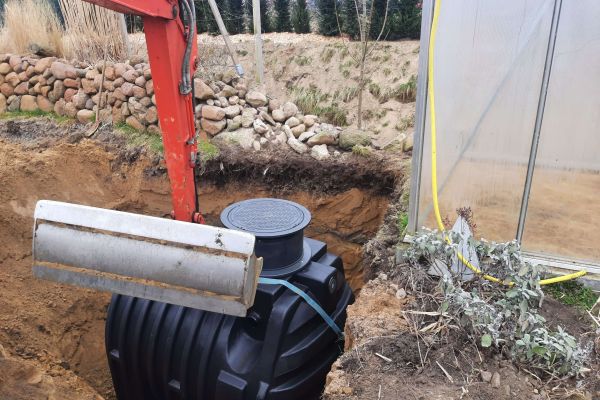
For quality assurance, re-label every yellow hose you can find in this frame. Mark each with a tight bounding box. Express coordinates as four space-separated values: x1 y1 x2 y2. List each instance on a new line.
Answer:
427 0 586 286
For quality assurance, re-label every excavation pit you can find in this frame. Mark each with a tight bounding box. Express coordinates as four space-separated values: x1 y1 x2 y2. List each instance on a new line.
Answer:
0 118 402 399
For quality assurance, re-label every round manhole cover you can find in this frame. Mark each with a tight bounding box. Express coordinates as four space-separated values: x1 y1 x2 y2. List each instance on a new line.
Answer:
220 198 311 237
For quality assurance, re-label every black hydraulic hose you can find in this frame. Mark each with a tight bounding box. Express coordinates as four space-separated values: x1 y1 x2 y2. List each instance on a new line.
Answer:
179 0 195 94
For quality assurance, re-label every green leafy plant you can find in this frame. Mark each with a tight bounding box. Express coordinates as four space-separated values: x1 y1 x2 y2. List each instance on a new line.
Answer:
197 139 220 163
0 110 70 123
544 280 598 309
114 122 163 154
405 229 590 377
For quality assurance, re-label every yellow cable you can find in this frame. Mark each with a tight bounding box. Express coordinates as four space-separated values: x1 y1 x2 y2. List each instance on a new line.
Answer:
427 0 586 286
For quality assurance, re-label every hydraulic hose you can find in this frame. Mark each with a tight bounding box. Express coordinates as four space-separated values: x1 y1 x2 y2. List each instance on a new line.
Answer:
427 0 586 286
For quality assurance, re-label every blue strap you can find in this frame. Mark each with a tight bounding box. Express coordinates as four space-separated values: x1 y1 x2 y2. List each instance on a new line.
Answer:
258 277 344 339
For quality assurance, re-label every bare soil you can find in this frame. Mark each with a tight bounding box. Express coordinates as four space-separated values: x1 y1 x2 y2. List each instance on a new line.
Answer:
0 117 402 399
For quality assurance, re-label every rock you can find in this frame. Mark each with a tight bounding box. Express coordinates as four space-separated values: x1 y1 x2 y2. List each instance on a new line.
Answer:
268 98 280 112
259 110 275 125
303 114 318 127
298 130 316 142
227 115 242 131
0 63 10 74
120 82 135 97
7 96 20 112
253 119 268 135
221 69 237 84
5 72 20 87
200 118 226 135
53 98 66 116
122 69 137 83
310 144 330 161
282 125 294 140
395 288 407 299
81 78 97 94
134 75 146 87
126 115 145 131
14 82 29 95
0 83 13 97
132 85 146 99
287 137 308 154
228 95 239 105
147 124 160 135
72 92 88 109
36 95 53 112
33 57 55 74
223 105 241 119
145 106 158 124
201 105 226 121
245 91 268 107
63 78 79 88
50 61 77 80
252 140 261 151
271 109 285 122
8 55 22 71
0 93 6 114
285 116 300 128
51 79 65 101
114 63 128 78
491 372 501 388
403 133 414 152
214 128 255 150
219 84 237 97
145 80 154 96
76 109 95 123
291 124 306 137
282 101 298 119
241 109 255 128
339 128 371 150
20 95 38 112
259 137 267 145
194 79 215 100
40 85 51 97
307 130 337 146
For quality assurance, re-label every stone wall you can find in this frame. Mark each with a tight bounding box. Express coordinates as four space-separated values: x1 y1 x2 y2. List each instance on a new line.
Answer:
0 54 372 159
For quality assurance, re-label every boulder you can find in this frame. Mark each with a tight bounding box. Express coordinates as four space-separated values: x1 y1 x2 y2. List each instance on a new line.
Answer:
36 95 53 112
307 130 337 146
291 124 306 137
134 75 146 87
227 115 242 131
303 114 318 127
221 69 237 84
268 98 280 112
7 96 20 112
120 82 135 97
218 84 237 97
50 61 77 80
14 82 29 95
8 55 22 71
194 78 215 100
52 80 66 100
228 96 239 105
0 83 13 97
253 119 268 135
252 140 261 151
63 88 77 102
71 91 89 109
122 69 138 83
201 105 226 121
298 130 316 142
282 102 298 119
310 144 330 161
126 115 145 131
245 91 268 107
63 78 79 88
5 72 20 87
339 128 371 150
53 98 66 116
132 86 146 99
200 118 226 135
33 57 55 74
287 137 308 154
145 80 154 96
0 63 10 74
214 128 255 150
223 105 241 119
76 109 95 123
285 116 300 128
81 78 97 94
114 63 128 78
145 106 158 124
20 95 38 112
271 109 286 122
259 110 275 125
241 109 255 128
0 93 6 114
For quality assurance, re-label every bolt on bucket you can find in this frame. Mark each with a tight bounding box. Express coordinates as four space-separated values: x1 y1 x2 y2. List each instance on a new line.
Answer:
31 200 262 316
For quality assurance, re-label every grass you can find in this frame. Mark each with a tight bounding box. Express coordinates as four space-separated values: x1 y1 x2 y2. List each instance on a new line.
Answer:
114 122 163 154
397 211 408 233
236 49 248 56
0 110 70 123
400 60 411 77
396 115 415 132
368 83 382 99
544 280 598 310
351 144 371 157
333 86 359 103
383 68 392 77
290 87 347 126
320 48 336 63
341 69 350 79
197 139 220 163
295 56 312 66
0 0 64 56
380 75 417 103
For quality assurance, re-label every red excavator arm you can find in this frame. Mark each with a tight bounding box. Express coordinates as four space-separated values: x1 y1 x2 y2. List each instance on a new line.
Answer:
84 0 201 223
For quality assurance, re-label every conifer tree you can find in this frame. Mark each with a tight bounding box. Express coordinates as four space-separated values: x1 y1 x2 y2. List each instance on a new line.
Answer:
315 0 338 36
291 0 310 33
273 0 291 32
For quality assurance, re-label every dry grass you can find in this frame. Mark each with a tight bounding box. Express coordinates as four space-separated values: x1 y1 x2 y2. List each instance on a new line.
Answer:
59 0 129 63
0 0 64 56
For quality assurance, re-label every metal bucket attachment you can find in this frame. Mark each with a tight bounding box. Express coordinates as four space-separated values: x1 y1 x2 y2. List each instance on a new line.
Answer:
32 200 262 317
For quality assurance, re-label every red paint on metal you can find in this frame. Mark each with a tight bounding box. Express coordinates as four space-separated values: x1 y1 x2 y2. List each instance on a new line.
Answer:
83 0 201 222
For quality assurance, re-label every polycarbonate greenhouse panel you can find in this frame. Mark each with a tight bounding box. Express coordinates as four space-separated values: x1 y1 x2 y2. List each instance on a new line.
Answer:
522 0 600 263
416 0 554 242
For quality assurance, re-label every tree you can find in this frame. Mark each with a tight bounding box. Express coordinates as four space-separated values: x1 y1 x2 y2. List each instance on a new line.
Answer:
315 0 339 36
227 0 245 34
341 0 359 39
291 0 310 33
273 0 291 32
243 0 253 32
259 0 272 32
195 0 219 34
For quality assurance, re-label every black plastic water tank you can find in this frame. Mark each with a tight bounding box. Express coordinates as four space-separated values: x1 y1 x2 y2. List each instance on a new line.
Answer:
105 198 353 400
